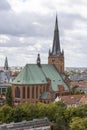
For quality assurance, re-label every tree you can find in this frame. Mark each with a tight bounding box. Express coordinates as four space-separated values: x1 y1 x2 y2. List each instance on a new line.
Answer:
54 101 68 130
10 106 26 122
36 102 47 118
0 105 12 123
70 117 87 130
6 86 13 106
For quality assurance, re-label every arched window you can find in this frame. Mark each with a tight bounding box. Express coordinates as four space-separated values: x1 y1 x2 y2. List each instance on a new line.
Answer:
15 87 20 98
40 85 42 93
43 86 45 92
36 86 38 98
32 86 34 99
23 87 25 99
60 65 62 72
27 87 30 98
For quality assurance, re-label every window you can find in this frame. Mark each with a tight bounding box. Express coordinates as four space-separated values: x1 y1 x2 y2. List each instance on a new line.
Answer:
27 87 30 98
36 86 38 98
0 88 1 94
23 87 25 99
40 85 42 93
43 86 45 92
15 87 20 98
46 86 49 91
2 88 6 94
60 65 62 72
32 86 34 99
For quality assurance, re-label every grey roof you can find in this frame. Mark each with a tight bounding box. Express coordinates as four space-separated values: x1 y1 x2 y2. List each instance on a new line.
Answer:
0 118 50 130
0 71 11 83
69 73 87 81
52 15 61 56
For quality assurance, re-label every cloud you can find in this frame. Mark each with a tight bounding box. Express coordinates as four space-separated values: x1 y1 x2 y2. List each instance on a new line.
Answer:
0 0 11 11
0 0 87 67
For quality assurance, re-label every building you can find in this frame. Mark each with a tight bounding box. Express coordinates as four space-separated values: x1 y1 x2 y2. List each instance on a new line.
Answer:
0 57 11 94
0 57 17 95
70 79 87 94
12 16 70 105
55 94 87 107
0 118 52 130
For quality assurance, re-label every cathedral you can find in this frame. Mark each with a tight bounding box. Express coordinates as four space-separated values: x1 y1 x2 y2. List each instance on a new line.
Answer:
12 16 70 105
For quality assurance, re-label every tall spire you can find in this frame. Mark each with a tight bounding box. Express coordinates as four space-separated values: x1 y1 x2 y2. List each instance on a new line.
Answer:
52 15 61 56
4 57 8 70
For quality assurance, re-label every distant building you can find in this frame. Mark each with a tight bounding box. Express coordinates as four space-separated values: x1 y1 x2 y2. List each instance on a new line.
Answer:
69 73 87 81
55 94 87 107
70 79 87 94
12 16 70 105
0 57 11 94
0 57 16 94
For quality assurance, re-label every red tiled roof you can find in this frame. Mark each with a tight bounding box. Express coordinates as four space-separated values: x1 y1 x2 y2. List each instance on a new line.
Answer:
59 95 84 105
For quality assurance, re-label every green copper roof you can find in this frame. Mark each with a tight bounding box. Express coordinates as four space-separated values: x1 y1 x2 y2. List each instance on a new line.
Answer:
12 64 69 91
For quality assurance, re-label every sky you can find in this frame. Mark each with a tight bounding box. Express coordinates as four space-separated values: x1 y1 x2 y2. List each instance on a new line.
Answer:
0 0 87 67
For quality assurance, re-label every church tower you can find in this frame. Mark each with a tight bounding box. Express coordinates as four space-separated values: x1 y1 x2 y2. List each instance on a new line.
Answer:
4 57 9 70
48 16 64 73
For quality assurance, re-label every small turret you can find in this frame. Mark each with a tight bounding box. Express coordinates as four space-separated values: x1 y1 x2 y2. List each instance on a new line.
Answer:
37 54 41 67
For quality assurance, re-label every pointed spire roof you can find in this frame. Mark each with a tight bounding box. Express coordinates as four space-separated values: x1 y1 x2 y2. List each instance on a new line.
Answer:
4 57 8 70
52 15 61 56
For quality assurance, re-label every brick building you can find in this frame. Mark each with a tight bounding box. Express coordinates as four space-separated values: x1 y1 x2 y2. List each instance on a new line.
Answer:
12 16 70 105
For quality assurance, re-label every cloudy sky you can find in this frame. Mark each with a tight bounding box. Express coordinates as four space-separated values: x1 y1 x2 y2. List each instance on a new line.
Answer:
0 0 87 67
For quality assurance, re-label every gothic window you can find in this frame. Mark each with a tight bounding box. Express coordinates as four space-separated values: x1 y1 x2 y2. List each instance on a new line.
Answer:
15 87 20 98
43 86 45 92
46 85 49 91
36 86 38 98
23 87 25 99
32 86 34 99
27 87 30 98
40 85 42 93
60 65 62 72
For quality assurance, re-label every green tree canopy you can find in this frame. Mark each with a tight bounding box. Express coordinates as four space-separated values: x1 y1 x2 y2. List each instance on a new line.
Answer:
70 117 87 130
6 86 13 106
